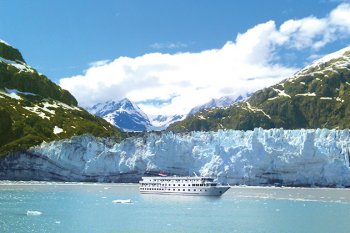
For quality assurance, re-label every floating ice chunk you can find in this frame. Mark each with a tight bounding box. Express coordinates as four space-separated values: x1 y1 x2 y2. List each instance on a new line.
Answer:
112 199 132 204
26 210 42 216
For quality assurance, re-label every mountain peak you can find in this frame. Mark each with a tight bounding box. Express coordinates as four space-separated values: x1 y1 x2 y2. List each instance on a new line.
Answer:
286 46 350 84
119 98 135 110
169 45 350 132
86 98 152 132
0 39 122 155
188 94 250 116
311 46 350 67
0 40 25 63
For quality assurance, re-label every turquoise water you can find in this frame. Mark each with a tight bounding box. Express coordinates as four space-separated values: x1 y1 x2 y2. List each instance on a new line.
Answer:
1 182 350 233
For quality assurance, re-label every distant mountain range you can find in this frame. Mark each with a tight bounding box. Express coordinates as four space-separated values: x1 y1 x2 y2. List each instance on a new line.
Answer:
86 98 185 132
188 94 251 116
149 114 185 131
0 40 122 155
86 94 249 132
3 38 350 157
168 46 350 132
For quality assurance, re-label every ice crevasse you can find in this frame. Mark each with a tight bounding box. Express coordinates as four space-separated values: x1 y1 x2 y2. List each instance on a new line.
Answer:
1 128 350 187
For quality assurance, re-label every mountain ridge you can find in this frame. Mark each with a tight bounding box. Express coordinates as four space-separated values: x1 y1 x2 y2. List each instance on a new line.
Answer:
86 98 153 132
168 46 350 132
0 40 123 155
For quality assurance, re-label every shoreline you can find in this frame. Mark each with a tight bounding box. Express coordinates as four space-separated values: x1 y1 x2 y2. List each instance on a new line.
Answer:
1 180 350 204
0 180 348 190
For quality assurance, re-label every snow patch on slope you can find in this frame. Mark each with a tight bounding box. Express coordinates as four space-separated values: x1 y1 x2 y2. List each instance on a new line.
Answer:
241 102 271 119
0 57 34 73
53 126 63 134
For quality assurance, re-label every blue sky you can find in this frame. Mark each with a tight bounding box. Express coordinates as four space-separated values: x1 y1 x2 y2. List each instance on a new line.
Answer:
0 0 346 81
1 0 350 116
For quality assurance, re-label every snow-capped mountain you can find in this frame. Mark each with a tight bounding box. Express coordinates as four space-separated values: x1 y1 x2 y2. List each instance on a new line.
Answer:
149 114 186 130
188 94 251 116
169 46 350 132
86 98 153 132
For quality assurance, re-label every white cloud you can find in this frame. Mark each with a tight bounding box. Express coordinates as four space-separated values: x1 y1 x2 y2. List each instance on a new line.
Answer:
59 3 350 117
278 3 350 50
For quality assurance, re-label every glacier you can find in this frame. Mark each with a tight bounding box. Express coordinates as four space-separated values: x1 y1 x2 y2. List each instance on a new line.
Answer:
1 128 350 187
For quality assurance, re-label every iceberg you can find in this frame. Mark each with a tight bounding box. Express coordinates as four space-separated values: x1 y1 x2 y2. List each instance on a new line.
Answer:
1 128 350 187
112 199 132 204
26 210 42 216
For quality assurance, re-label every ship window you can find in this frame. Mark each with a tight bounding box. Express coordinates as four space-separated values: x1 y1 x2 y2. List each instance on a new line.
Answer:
205 190 207 192
200 189 202 191
178 189 180 191
183 189 185 191
188 184 190 186
183 184 185 186
173 189 175 191
178 184 180 186
173 184 175 186
194 189 196 191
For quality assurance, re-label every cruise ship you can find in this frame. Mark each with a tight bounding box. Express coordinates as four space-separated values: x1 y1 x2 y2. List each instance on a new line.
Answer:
139 176 230 196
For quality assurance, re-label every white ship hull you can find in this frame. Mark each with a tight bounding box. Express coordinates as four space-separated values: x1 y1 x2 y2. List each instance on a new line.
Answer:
139 186 230 196
139 176 230 196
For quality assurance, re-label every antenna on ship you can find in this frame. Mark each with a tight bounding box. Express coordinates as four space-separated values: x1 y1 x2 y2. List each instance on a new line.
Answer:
193 172 198 177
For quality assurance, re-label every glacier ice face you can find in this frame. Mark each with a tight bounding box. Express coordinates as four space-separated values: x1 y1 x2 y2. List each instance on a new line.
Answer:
1 128 350 187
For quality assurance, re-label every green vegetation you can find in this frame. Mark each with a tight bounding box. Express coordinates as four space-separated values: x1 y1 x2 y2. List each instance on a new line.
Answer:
0 63 77 106
169 52 350 132
0 42 25 62
0 41 124 156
